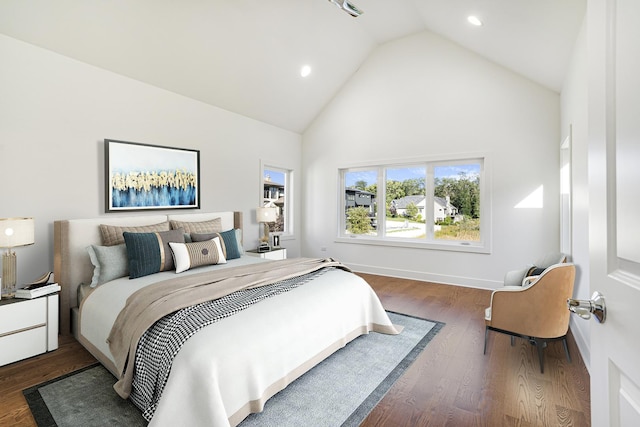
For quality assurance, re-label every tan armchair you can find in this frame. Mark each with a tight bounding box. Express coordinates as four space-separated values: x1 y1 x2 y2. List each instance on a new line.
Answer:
484 263 575 373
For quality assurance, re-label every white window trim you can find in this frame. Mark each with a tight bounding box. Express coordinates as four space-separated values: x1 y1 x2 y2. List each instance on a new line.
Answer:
260 160 294 240
336 154 491 254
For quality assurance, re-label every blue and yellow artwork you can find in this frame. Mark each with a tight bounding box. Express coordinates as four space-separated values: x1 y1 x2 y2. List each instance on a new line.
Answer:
106 140 200 211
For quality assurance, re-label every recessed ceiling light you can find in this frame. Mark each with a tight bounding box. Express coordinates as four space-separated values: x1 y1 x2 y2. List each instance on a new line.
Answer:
301 65 312 78
467 16 483 26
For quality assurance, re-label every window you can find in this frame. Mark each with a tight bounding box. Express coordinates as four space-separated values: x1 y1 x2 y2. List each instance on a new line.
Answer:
262 164 293 236
339 157 488 253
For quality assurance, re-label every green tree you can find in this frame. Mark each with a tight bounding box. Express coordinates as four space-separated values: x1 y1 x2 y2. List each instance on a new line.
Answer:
434 173 480 219
434 177 456 199
402 178 425 197
405 202 418 220
346 206 373 234
385 180 405 207
365 183 377 194
354 180 368 190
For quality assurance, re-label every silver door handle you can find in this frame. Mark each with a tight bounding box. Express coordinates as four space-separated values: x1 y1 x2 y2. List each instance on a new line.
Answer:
567 291 606 323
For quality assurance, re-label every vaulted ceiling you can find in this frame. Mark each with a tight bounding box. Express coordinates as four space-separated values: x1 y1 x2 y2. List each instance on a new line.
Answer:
0 0 586 133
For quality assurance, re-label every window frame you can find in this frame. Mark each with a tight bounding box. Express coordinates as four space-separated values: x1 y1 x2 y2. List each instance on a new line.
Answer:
337 155 491 254
260 161 294 239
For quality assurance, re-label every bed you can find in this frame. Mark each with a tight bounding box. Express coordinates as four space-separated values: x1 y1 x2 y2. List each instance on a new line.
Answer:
53 211 398 426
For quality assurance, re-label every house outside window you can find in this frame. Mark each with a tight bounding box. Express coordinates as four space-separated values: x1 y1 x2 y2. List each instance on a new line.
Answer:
262 165 292 235
338 157 488 253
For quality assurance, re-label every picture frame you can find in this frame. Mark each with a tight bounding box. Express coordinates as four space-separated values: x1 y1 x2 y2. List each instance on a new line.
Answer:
105 139 200 212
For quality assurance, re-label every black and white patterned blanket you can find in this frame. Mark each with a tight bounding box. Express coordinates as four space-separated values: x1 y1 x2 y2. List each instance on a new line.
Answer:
129 267 331 421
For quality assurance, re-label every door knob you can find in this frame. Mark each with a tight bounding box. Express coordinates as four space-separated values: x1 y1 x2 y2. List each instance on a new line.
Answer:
567 291 606 323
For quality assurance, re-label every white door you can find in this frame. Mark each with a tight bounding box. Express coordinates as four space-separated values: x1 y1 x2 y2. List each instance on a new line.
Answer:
588 0 640 425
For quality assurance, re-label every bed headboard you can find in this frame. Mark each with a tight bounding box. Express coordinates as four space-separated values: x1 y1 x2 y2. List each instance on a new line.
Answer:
54 211 243 335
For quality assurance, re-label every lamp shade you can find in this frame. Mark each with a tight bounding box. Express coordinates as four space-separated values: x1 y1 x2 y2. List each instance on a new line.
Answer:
256 207 278 223
0 218 35 248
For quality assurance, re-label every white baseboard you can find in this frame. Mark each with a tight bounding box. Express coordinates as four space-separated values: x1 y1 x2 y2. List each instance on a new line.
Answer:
569 317 590 373
347 262 502 290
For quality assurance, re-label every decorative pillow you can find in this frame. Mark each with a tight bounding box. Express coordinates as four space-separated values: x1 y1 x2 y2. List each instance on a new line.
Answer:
191 228 242 259
190 232 215 242
526 266 547 277
123 229 185 279
169 237 227 273
169 218 222 234
234 229 244 255
190 232 227 256
100 221 170 246
223 229 243 258
87 244 129 286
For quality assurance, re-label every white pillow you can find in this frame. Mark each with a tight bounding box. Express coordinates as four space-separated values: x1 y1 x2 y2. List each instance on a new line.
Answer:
169 237 227 273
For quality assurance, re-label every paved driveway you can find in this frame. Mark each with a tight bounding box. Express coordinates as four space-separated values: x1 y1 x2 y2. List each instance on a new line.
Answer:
385 220 426 238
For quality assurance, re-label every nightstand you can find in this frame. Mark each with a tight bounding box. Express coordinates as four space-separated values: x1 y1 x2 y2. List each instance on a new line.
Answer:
246 248 287 261
0 293 58 366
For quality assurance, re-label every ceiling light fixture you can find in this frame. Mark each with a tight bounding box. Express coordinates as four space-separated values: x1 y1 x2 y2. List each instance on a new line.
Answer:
328 0 363 17
301 65 312 77
467 15 483 26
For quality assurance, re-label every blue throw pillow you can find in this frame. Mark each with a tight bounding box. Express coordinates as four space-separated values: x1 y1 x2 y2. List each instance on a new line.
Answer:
218 229 241 260
124 229 185 279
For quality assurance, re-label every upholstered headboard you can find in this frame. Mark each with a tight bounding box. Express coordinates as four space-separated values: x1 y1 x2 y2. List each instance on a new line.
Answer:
54 211 243 335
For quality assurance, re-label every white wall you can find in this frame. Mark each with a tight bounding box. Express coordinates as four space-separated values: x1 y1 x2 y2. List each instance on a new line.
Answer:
560 18 591 369
0 34 302 285
302 31 561 288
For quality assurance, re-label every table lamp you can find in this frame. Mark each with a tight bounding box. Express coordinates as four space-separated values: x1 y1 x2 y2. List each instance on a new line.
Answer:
0 218 35 299
256 207 278 252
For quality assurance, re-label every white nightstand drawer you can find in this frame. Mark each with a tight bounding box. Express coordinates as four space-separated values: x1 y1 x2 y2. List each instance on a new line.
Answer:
246 248 287 260
0 297 46 336
261 249 287 260
0 326 47 366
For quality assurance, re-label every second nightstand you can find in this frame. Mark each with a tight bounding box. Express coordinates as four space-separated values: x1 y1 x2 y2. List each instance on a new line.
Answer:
246 248 287 261
0 293 58 366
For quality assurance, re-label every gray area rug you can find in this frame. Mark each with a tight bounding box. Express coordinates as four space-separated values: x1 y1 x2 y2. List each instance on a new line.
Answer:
24 312 443 427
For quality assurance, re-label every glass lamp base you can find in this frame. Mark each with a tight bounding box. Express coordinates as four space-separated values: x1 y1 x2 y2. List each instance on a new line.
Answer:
1 251 16 299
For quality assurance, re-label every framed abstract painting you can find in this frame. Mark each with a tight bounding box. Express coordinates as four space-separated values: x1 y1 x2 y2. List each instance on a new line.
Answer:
105 139 200 212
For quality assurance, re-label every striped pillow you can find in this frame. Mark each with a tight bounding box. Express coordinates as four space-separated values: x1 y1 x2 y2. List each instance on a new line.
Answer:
169 237 227 273
123 229 185 279
190 229 241 260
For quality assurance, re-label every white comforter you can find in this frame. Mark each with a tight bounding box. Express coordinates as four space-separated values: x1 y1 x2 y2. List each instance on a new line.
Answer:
79 256 396 426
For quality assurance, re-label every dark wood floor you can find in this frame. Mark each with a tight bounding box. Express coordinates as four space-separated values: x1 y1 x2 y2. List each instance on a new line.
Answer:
0 274 590 427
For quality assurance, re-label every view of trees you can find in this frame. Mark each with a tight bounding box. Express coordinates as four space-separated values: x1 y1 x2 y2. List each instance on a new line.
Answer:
350 172 479 220
346 206 373 234
344 164 482 241
434 172 480 219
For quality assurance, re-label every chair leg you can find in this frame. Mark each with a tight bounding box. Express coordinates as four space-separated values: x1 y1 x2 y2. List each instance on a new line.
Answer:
535 339 545 374
562 336 572 363
484 326 489 354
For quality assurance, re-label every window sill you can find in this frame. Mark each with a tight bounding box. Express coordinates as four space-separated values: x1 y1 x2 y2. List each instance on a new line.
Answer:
334 235 491 254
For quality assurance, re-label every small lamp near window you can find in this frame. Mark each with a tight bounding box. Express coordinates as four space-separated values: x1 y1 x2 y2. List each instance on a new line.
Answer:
256 207 278 252
0 218 35 299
